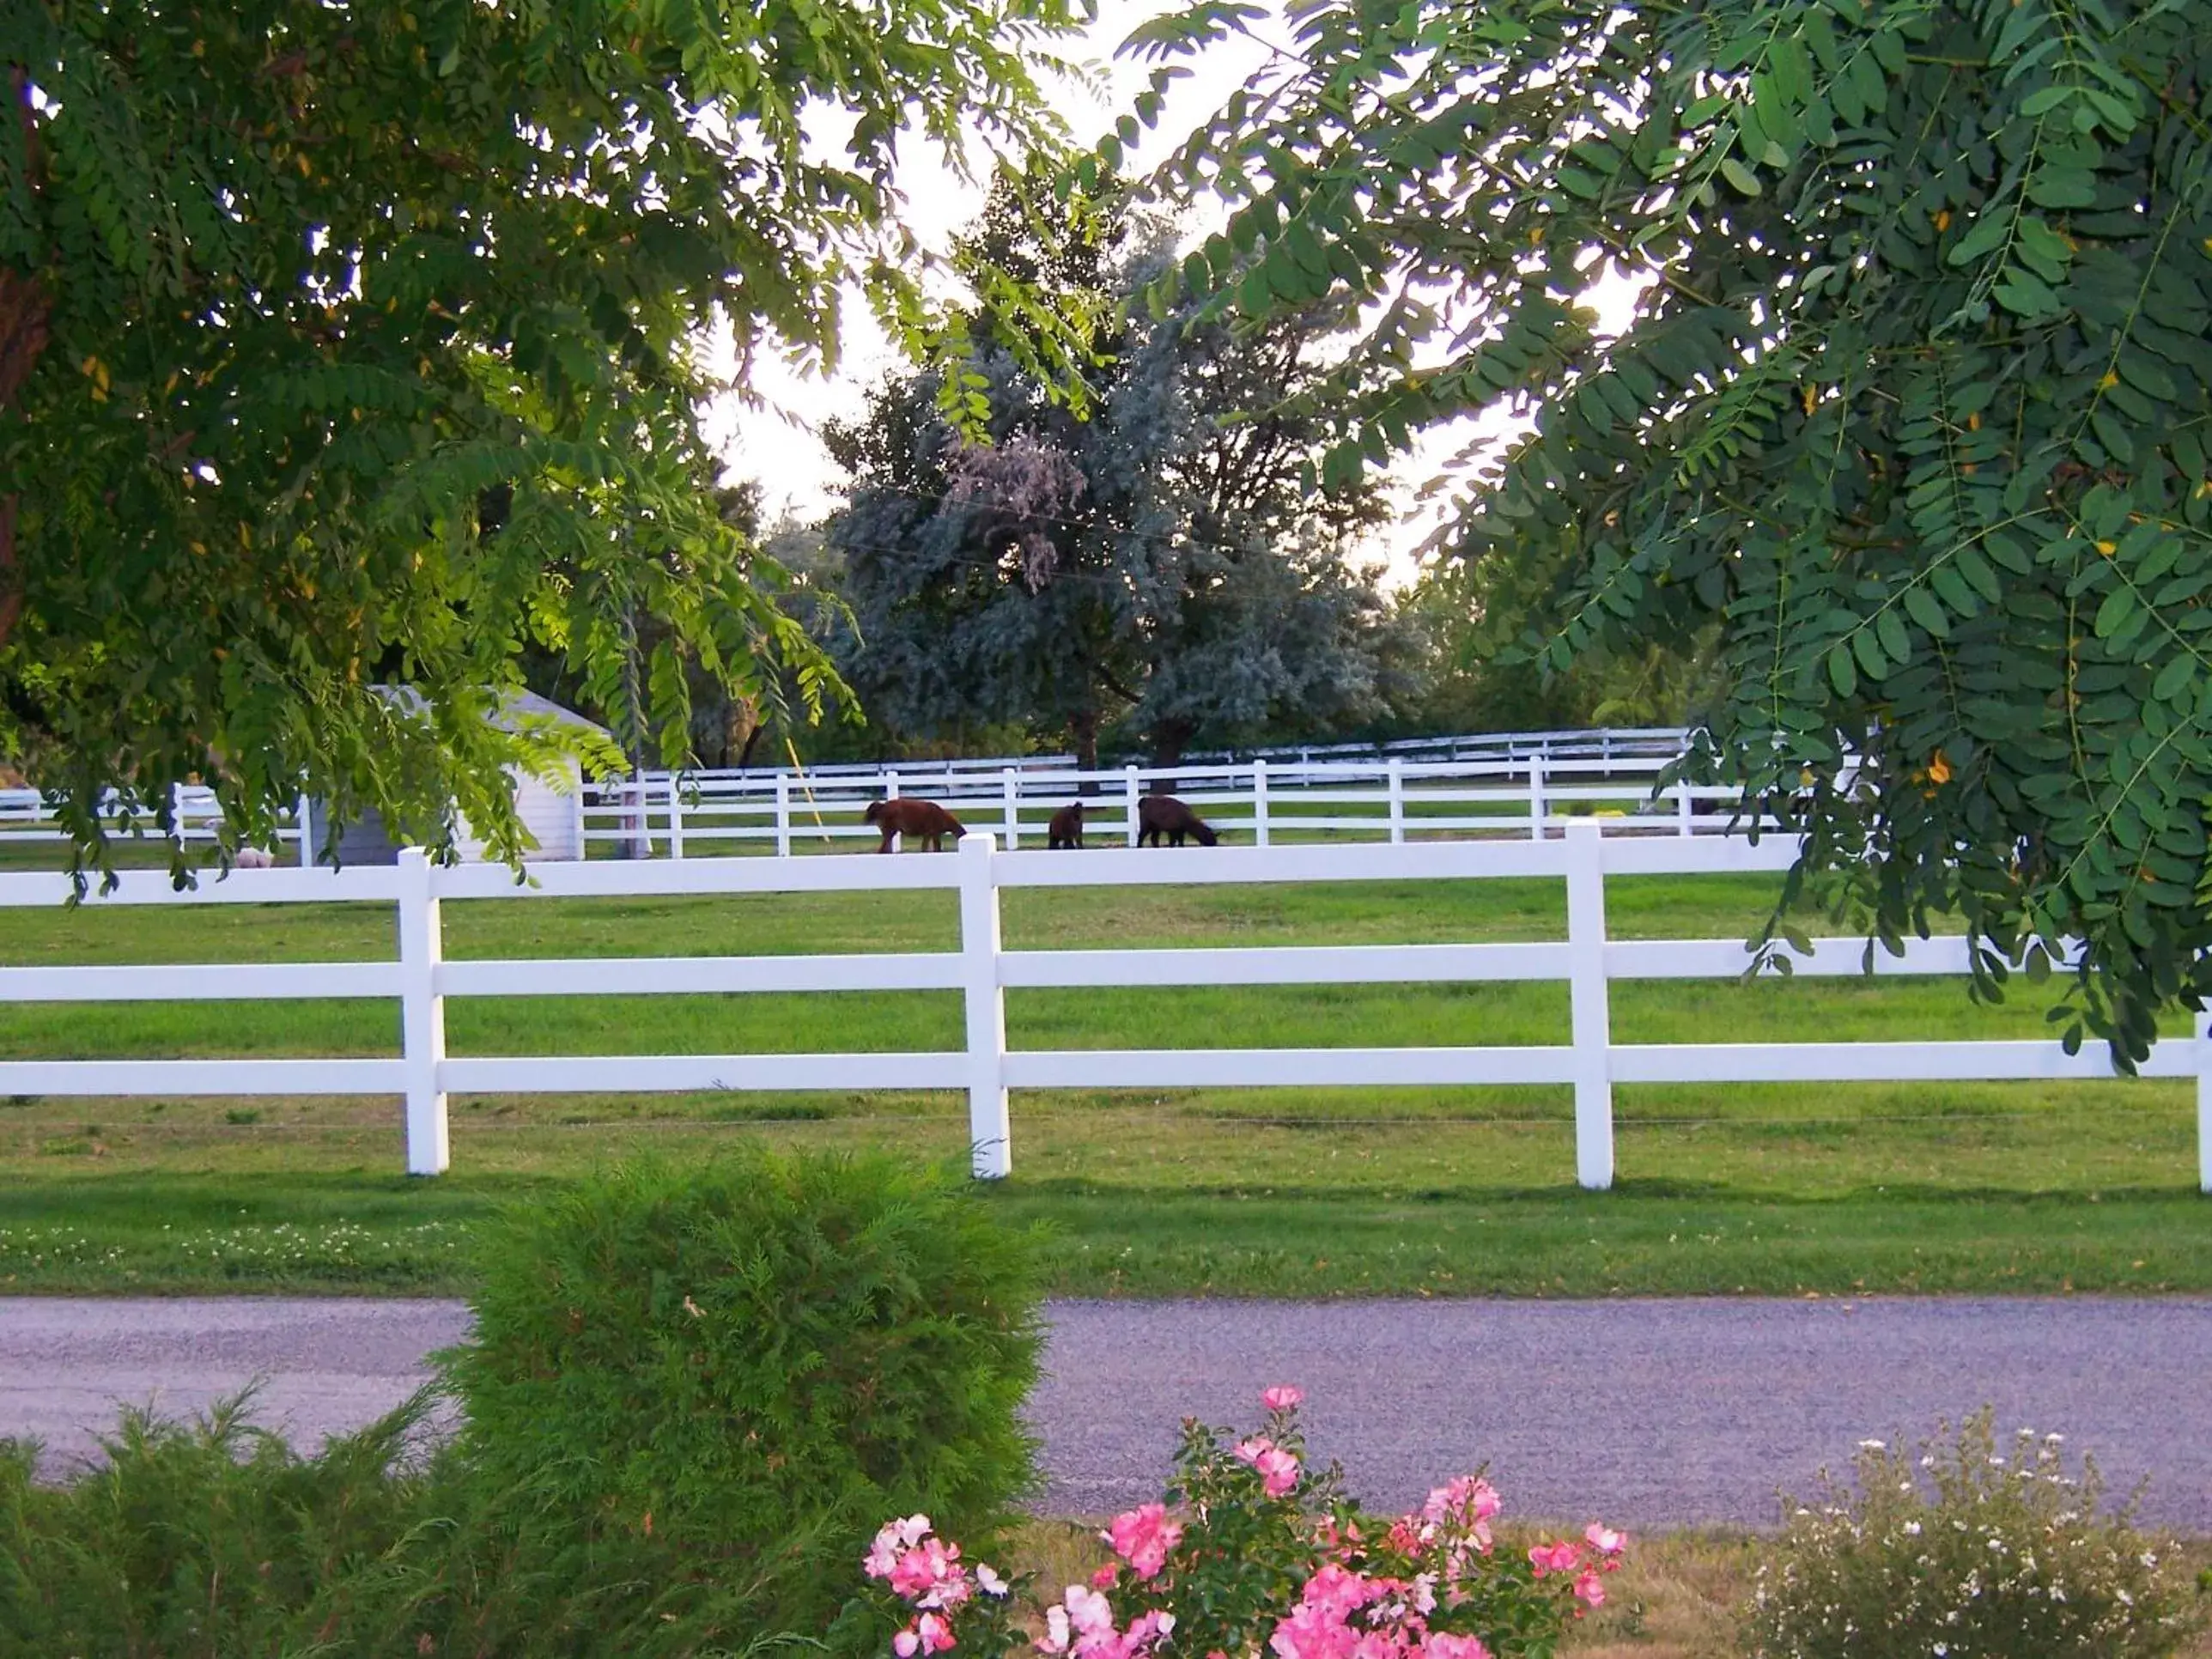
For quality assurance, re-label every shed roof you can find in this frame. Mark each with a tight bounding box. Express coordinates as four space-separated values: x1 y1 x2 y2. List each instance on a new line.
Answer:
370 684 611 740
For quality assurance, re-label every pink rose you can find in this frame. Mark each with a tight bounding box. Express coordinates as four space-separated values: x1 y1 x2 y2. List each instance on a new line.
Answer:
890 1538 963 1602
1106 1503 1184 1581
1420 1477 1501 1527
917 1613 957 1654
1269 1601 1357 1659
1262 1384 1305 1412
1234 1436 1302 1498
1583 1522 1626 1555
1038 1586 1118 1655
1299 1563 1377 1623
1572 1570 1606 1607
1527 1540 1581 1577
1422 1636 1492 1659
866 1514 934 1580
1091 1565 1121 1591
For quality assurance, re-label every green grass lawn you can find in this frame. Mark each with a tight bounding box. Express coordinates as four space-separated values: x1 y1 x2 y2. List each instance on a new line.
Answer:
0 870 2205 1297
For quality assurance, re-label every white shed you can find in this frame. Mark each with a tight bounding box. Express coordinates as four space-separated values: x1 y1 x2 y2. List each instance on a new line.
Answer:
319 688 603 866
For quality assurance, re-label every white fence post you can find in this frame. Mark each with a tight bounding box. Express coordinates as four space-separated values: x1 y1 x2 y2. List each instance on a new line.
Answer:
1565 820 1614 1191
885 768 902 853
1528 755 1547 841
1125 765 1141 848
1002 767 1020 851
775 775 792 858
1253 759 1270 848
2198 1010 2211 1196
1674 781 1693 838
667 775 685 861
569 781 586 861
395 848 450 1176
957 832 1012 1178
1388 757 1406 845
295 793 314 868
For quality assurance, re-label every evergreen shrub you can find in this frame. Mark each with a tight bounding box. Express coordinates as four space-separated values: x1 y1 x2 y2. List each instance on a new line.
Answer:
443 1150 1045 1646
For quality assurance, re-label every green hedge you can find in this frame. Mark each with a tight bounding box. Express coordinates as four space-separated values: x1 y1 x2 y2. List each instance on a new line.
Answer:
0 1151 1045 1658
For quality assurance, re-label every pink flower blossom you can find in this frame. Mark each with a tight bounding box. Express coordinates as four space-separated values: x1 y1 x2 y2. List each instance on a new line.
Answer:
1572 1570 1606 1608
1349 1630 1408 1659
1422 1636 1492 1659
1262 1385 1306 1412
1091 1565 1121 1591
975 1565 1009 1598
890 1537 967 1606
1527 1540 1581 1577
1040 1589 1175 1659
1421 1477 1501 1527
1583 1523 1626 1556
1270 1599 1358 1659
1234 1436 1302 1498
1300 1563 1379 1624
1038 1586 1117 1656
896 1614 957 1657
1106 1504 1184 1581
866 1515 934 1580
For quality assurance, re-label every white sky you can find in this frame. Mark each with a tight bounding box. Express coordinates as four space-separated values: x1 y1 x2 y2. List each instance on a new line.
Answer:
703 3 1642 589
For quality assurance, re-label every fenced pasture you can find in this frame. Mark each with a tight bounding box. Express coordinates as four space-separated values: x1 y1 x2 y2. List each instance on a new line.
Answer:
0 727 1722 868
576 754 1762 859
2 828 2205 1201
2 832 2209 1295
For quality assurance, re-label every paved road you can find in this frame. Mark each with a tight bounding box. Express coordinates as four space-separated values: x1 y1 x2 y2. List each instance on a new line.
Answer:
2 1297 2207 1530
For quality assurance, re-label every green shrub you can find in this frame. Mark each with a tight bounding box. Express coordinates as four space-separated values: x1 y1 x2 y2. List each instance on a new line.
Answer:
1744 1410 2208 1658
0 1391 452 1658
441 1150 1044 1650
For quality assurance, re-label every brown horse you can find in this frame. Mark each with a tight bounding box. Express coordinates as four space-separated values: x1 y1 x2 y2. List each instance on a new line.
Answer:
1137 794 1218 848
863 797 965 853
1047 800 1086 849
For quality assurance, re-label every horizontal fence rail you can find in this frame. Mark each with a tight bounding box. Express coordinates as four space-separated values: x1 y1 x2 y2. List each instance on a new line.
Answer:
1 830 2205 1194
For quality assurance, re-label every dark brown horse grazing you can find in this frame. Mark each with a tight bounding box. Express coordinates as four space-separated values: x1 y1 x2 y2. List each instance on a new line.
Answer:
1047 800 1086 849
863 797 965 853
1137 794 1218 848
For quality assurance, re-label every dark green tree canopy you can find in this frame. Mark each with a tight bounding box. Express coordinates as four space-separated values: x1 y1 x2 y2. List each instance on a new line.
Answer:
0 0 1079 871
827 206 1415 768
1137 0 2212 1054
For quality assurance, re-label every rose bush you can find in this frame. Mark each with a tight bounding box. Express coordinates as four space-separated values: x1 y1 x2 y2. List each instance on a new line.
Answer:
863 1388 1622 1659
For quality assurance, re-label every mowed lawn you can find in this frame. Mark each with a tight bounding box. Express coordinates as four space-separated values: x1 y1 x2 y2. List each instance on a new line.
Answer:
0 869 2205 1297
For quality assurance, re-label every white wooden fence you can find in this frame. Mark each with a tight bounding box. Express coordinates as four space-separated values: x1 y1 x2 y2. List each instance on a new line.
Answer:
582 755 1764 858
0 729 1708 862
3 826 2205 1194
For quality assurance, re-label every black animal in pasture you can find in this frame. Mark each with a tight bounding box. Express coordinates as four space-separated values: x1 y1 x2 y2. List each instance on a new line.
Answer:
1047 800 1086 849
1137 794 1218 848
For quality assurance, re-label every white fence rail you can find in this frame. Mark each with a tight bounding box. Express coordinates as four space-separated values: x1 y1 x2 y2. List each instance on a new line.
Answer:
0 783 318 864
582 755 1761 859
2 828 2205 1194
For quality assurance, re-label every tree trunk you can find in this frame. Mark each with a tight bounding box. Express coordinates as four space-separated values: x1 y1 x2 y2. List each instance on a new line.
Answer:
1070 707 1099 793
736 720 767 770
1150 720 1195 770
0 74 51 655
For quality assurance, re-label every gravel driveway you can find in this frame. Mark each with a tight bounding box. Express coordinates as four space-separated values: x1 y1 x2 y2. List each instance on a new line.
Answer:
3 1295 2206 1530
